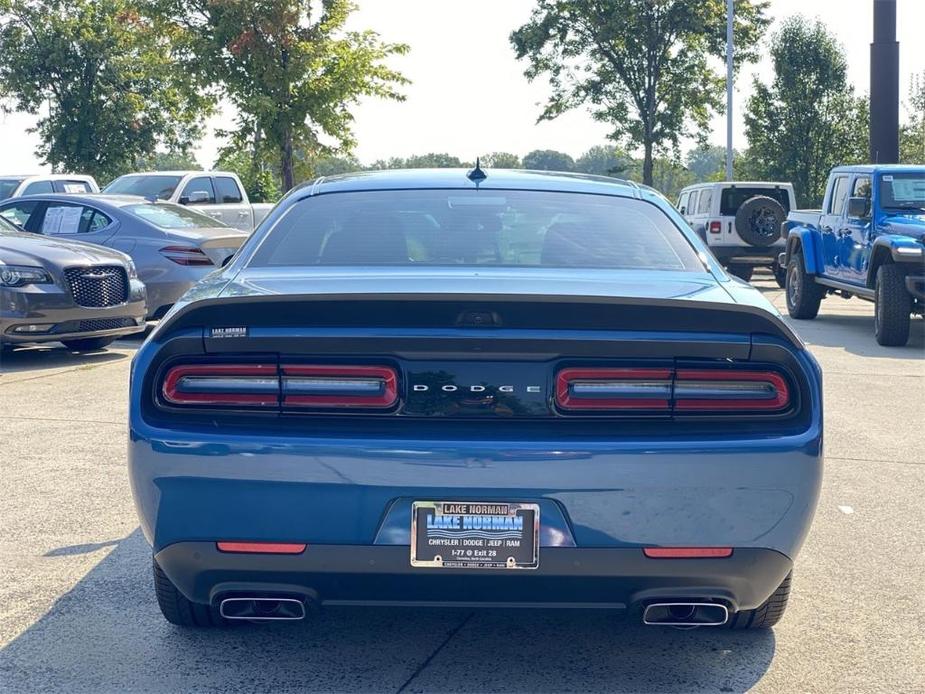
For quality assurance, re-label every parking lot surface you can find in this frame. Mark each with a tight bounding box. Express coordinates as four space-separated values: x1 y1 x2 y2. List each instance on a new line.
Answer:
1 273 923 693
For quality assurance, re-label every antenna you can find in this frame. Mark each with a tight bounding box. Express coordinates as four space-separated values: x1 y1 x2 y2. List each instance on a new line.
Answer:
467 158 487 183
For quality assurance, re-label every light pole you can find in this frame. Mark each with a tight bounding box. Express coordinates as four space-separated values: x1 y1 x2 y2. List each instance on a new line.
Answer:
725 0 734 180
870 0 899 163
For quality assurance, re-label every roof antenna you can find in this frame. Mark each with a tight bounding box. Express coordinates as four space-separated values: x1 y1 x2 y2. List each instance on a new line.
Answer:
467 157 487 183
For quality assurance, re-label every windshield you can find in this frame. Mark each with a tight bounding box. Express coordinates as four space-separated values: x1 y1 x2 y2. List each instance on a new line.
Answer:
0 214 20 232
0 178 24 201
124 202 227 229
720 187 791 215
879 173 925 211
248 190 702 271
104 174 182 200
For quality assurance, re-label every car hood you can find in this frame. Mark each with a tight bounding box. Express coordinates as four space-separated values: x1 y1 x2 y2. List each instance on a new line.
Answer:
0 231 129 266
881 214 925 240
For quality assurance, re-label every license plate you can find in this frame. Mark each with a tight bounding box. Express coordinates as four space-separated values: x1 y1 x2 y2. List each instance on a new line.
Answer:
410 501 539 569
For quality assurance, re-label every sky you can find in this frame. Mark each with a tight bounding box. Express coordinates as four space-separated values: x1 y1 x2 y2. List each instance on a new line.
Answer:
2 0 924 173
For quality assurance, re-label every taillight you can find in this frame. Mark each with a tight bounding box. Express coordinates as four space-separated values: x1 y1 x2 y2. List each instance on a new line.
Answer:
708 221 722 234
556 368 672 411
674 369 789 412
159 245 214 266
161 364 279 406
282 365 397 409
555 367 791 415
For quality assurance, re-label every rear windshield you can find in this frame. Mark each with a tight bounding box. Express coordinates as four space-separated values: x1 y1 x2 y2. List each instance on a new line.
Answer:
0 178 24 201
124 202 226 229
104 174 182 200
879 173 925 211
719 187 791 216
248 190 702 271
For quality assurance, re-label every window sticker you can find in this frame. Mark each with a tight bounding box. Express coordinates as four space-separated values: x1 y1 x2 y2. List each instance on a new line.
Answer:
42 206 82 234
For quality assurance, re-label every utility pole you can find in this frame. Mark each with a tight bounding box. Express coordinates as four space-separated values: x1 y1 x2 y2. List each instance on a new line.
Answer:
870 0 899 163
725 0 734 180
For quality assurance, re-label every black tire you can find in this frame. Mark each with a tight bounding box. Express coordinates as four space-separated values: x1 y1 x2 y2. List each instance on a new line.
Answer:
874 263 912 346
735 196 786 247
61 336 116 351
786 248 824 319
727 572 791 630
153 558 227 627
773 263 787 288
726 264 754 282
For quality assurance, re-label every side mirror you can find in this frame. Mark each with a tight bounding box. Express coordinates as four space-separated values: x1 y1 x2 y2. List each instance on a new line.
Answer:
182 190 210 204
846 196 870 219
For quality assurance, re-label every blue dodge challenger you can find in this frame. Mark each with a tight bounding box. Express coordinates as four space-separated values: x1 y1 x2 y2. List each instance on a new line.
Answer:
129 168 823 629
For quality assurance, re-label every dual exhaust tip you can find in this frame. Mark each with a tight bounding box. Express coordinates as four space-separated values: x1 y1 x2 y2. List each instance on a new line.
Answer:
642 602 729 627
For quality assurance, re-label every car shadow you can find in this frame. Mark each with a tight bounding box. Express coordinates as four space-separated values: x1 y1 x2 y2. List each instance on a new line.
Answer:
0 530 775 693
0 344 129 375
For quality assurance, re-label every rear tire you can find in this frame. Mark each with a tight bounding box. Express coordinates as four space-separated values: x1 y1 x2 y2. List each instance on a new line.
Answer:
874 263 912 346
153 558 227 627
786 249 824 319
726 264 754 282
61 336 116 352
727 571 791 629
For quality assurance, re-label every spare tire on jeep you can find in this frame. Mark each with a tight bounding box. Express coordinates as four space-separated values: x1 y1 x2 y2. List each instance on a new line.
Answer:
735 195 786 247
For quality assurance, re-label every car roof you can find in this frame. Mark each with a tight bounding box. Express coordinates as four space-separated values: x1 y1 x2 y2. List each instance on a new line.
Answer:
680 181 793 191
294 168 643 198
113 170 234 177
0 193 170 209
831 164 925 174
0 174 95 181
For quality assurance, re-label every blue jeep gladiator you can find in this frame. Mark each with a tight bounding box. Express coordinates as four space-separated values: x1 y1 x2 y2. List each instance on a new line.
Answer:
782 165 925 345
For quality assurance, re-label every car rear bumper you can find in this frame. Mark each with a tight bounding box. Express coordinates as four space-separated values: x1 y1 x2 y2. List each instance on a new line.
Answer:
708 246 784 265
155 542 793 613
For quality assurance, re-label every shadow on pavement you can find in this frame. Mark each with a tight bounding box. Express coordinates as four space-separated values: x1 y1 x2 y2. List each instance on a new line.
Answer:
0 344 129 375
1 530 775 693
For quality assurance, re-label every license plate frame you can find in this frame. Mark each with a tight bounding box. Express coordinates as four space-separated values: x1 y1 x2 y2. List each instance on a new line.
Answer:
410 501 540 570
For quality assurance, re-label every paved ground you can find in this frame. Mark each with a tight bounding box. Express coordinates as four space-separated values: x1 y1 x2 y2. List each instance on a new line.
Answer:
1 273 923 693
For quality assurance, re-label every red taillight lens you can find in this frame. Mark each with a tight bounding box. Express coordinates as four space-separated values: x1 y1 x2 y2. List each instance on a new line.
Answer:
643 547 733 558
217 542 306 554
708 221 722 234
281 365 398 409
556 368 672 411
674 369 789 412
161 364 279 406
159 245 214 266
555 367 791 415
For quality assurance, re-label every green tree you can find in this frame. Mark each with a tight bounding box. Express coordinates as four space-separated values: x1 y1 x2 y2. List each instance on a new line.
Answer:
743 16 868 207
685 144 726 181
523 149 575 171
481 152 522 168
0 0 210 181
368 153 468 169
511 0 769 185
175 0 409 191
134 150 201 172
214 147 281 203
575 145 633 177
900 72 925 163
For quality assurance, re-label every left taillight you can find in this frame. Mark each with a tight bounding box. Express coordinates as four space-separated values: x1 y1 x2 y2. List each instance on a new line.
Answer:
161 364 280 407
159 245 214 266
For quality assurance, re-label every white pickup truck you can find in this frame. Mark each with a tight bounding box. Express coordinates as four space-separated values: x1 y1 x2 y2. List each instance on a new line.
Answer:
102 171 273 232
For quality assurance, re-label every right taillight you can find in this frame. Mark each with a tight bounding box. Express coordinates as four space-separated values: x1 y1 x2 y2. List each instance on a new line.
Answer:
708 221 722 234
674 369 790 412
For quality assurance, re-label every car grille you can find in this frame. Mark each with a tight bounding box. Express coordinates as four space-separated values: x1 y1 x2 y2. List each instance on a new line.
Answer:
77 318 136 332
65 266 128 308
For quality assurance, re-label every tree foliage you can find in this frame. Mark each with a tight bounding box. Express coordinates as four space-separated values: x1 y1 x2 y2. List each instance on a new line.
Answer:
173 0 409 191
369 153 468 169
511 0 769 185
523 149 575 171
575 145 632 177
135 150 201 172
685 144 726 181
743 16 868 207
480 152 522 168
900 72 925 164
0 0 210 181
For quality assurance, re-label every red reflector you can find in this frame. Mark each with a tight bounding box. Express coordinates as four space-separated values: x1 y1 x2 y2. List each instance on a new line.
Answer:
282 365 398 409
643 547 733 558
556 367 672 411
708 221 722 234
674 369 790 411
217 542 306 554
161 363 279 406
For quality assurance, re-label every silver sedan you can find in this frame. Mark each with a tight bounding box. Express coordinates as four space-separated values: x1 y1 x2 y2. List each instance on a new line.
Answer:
0 194 249 319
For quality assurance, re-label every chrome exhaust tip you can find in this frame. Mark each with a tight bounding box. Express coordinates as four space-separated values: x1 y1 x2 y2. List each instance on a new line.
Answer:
642 602 729 627
219 597 307 621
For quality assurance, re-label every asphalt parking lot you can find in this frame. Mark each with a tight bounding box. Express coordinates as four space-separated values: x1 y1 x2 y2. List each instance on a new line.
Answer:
1 272 923 693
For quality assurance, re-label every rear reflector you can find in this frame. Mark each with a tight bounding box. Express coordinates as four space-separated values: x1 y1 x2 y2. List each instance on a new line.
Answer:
217 542 306 554
282 365 397 409
643 547 733 558
556 368 672 411
162 364 279 406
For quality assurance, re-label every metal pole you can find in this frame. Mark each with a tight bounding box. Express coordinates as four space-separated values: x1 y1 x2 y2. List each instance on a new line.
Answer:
870 0 899 163
725 0 734 180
